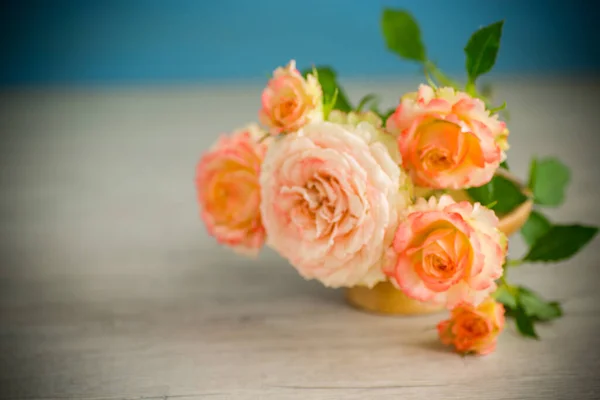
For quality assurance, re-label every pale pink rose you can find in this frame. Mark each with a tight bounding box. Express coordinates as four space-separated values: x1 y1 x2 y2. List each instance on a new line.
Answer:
259 60 323 135
384 195 506 308
437 297 505 355
260 120 412 288
195 124 268 255
386 84 508 189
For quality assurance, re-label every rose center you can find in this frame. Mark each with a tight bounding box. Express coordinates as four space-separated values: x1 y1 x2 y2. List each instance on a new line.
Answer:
460 316 490 338
421 148 454 171
306 177 338 216
423 253 456 278
208 180 242 222
278 98 298 118
414 119 463 173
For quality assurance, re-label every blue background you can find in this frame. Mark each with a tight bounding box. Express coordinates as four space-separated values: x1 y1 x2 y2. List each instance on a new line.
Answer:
1 1 598 88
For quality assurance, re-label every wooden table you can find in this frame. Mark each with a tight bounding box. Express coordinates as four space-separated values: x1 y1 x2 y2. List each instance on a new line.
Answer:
1 78 599 399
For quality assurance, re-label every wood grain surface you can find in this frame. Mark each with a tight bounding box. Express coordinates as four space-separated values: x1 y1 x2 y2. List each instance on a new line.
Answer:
1 78 599 399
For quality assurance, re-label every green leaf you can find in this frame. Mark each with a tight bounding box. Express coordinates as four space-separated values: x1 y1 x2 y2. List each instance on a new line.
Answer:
381 9 426 62
514 306 539 339
356 93 380 112
464 21 504 84
528 157 570 207
493 285 517 309
500 160 509 170
517 287 562 321
520 211 552 247
524 224 598 262
301 66 353 112
467 182 493 206
466 175 528 216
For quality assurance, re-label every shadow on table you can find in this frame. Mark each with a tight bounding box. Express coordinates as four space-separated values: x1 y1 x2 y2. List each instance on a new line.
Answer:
173 244 347 309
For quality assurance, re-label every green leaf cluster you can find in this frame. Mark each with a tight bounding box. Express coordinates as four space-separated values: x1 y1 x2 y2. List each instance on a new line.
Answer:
520 157 596 263
493 157 597 338
494 285 562 339
381 8 503 99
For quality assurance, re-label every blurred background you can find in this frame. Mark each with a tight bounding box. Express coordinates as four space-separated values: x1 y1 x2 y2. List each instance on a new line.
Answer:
1 0 599 88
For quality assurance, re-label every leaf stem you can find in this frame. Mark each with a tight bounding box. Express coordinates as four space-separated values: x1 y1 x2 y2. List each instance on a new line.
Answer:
356 93 375 112
422 62 499 110
424 61 459 88
257 133 271 144
465 80 477 96
488 101 507 114
423 67 438 89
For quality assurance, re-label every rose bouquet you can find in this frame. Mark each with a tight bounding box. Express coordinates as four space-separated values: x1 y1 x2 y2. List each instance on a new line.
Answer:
195 8 598 355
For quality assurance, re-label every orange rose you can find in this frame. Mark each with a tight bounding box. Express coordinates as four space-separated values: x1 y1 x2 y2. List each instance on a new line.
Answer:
437 297 505 355
195 124 267 255
259 60 323 135
386 84 507 189
384 195 506 308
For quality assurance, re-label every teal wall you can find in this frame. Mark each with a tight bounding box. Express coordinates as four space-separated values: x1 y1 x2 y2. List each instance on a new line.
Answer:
1 1 598 87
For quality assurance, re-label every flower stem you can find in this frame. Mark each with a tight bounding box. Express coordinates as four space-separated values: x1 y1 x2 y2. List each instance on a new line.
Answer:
465 81 477 97
423 67 438 89
506 259 524 268
257 133 270 144
424 61 459 88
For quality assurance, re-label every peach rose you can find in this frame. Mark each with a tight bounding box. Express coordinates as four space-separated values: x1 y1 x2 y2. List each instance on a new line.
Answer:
195 124 268 255
437 297 505 355
260 120 412 288
384 195 506 308
386 84 508 189
259 60 323 135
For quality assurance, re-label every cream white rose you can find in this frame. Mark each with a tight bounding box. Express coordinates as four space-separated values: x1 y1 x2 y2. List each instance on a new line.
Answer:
260 120 412 287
